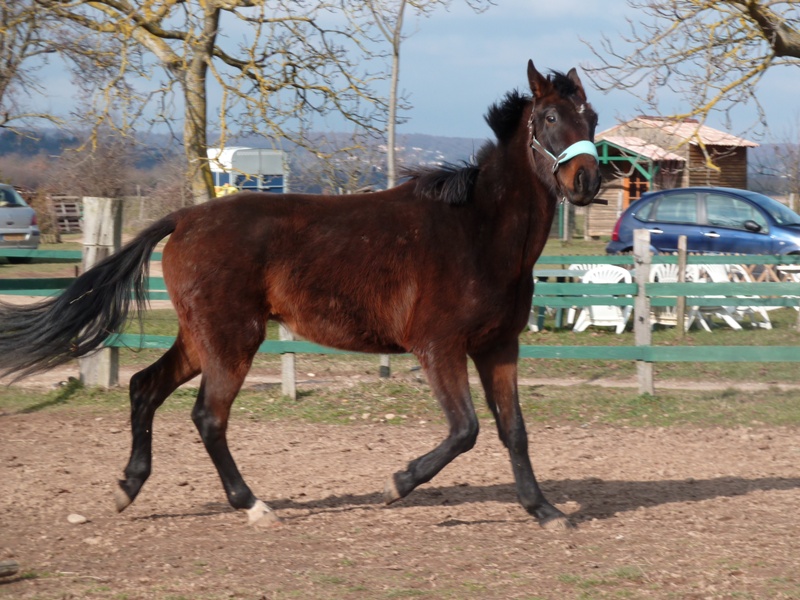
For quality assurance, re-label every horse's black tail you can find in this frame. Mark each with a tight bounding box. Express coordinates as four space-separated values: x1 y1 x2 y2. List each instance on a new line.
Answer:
0 214 179 382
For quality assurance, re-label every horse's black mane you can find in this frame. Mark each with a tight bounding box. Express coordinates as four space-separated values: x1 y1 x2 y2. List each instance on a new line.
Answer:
485 90 530 144
406 71 577 206
402 155 482 206
486 70 577 142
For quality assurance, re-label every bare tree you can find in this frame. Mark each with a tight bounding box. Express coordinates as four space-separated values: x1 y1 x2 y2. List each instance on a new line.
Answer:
46 131 139 198
36 0 389 203
754 117 800 202
367 0 491 188
288 130 387 193
0 0 128 132
584 1 800 131
0 1 59 129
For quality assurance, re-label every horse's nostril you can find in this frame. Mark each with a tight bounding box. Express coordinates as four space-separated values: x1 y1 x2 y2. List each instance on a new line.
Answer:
575 168 586 193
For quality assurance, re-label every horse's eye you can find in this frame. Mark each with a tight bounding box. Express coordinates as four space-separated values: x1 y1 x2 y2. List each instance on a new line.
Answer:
545 114 557 124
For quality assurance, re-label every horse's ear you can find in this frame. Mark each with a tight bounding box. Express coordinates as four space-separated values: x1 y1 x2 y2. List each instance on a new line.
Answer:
527 59 551 99
566 67 588 101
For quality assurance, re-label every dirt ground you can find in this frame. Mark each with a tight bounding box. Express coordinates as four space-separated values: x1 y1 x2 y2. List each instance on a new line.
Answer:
1 371 799 600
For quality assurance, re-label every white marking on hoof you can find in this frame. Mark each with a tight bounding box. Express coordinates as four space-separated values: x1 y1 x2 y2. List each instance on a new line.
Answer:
541 515 575 531
383 477 401 504
246 499 281 528
114 486 132 513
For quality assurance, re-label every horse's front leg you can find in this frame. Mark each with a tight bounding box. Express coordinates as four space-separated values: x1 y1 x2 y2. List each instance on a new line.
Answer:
384 349 479 502
472 341 571 529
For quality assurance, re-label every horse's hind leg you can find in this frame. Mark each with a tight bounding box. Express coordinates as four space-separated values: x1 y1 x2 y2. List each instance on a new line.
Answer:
116 334 201 511
385 349 479 502
472 341 570 529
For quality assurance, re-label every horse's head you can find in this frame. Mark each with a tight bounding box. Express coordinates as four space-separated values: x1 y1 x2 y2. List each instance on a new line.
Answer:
526 60 601 207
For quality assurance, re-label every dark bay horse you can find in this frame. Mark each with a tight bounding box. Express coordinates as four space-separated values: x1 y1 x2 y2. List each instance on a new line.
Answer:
0 60 600 529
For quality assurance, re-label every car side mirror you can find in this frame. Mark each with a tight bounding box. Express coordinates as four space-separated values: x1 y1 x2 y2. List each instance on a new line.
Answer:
743 220 762 233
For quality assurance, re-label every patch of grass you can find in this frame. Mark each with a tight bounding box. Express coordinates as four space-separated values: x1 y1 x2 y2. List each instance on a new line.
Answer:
522 384 800 427
610 565 646 583
17 570 40 580
310 573 347 586
460 581 488 594
557 572 608 590
557 566 647 597
384 589 429 598
765 576 800 597
3 377 800 429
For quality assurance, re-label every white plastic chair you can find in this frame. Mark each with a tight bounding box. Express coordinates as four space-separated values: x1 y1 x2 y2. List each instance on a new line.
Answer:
780 268 800 312
529 264 591 332
649 263 680 329
726 264 773 329
572 265 633 334
700 265 772 330
648 263 710 331
566 264 593 325
528 274 544 332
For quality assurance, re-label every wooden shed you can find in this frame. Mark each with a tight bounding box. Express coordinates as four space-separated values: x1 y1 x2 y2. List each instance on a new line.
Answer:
585 117 758 239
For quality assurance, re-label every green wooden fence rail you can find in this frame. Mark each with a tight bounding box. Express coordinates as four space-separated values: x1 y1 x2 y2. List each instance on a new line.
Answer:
104 333 800 362
4 251 800 365
0 248 163 261
4 248 800 266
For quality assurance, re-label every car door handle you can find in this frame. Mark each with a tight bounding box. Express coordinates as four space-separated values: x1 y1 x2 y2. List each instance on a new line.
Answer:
648 228 663 234
703 231 720 238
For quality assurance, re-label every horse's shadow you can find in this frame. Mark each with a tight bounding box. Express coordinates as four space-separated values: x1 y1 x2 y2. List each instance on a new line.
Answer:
137 475 800 524
265 475 800 524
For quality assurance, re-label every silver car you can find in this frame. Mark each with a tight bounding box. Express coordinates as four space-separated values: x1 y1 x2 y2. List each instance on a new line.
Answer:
0 183 41 262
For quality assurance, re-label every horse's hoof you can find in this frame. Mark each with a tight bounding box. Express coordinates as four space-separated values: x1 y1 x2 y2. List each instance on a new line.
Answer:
540 514 575 531
246 499 281 529
534 503 575 530
383 476 402 504
114 485 132 513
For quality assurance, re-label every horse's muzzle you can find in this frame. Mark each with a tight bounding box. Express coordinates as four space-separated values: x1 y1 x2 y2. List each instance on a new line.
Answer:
560 156 601 207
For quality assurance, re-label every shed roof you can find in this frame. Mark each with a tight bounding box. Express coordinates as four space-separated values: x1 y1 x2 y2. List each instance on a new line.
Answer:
597 136 685 162
598 117 758 148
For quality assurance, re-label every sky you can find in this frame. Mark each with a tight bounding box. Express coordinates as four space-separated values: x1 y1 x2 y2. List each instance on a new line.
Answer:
393 1 800 143
27 1 800 145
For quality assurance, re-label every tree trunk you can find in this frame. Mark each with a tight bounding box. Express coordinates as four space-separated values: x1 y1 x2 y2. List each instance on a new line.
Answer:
183 78 214 204
180 10 219 205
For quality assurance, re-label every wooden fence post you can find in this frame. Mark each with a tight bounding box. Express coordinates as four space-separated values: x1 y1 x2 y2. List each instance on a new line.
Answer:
633 229 654 395
79 197 122 388
279 324 297 400
676 235 687 339
379 355 391 378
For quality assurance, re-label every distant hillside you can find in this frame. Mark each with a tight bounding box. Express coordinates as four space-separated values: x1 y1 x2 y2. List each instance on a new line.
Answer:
0 128 178 171
395 133 488 166
232 131 486 167
4 127 793 193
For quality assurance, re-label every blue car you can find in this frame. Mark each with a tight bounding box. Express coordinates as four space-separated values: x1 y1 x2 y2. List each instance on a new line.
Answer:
606 187 800 255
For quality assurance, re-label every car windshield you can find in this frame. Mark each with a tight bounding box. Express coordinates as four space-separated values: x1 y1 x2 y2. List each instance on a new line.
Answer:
746 191 800 226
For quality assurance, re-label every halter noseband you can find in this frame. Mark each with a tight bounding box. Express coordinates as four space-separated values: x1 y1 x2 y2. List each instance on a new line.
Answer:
527 106 599 174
